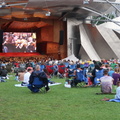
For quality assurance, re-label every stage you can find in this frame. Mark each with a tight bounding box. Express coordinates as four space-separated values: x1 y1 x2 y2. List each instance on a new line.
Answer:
0 52 44 57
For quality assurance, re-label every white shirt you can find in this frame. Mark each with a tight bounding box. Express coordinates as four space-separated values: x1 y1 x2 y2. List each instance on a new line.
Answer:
100 76 113 84
115 86 120 99
23 72 31 84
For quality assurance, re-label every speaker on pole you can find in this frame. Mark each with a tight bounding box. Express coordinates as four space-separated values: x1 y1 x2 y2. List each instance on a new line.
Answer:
0 30 3 44
59 30 64 45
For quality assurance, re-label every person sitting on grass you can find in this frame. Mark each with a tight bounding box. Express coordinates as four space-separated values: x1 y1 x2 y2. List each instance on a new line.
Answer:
101 81 120 101
108 68 114 77
18 69 25 82
114 81 120 99
21 68 33 86
99 70 114 94
112 68 120 86
92 64 104 86
28 65 50 93
71 64 89 87
0 66 8 79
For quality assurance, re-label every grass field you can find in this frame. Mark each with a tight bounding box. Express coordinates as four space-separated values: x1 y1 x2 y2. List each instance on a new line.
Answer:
0 73 120 120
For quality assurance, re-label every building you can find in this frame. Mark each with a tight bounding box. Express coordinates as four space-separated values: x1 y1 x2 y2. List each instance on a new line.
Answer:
0 0 120 60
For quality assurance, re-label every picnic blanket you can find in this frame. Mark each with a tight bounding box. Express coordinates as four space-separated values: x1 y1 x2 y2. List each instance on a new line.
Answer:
48 83 62 86
108 99 120 102
14 84 27 87
15 83 62 87
96 93 116 95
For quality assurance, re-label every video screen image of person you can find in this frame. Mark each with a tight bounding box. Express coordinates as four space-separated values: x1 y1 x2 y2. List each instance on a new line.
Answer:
2 32 36 53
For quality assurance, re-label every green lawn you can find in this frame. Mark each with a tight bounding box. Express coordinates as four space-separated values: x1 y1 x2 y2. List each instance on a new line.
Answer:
0 74 120 120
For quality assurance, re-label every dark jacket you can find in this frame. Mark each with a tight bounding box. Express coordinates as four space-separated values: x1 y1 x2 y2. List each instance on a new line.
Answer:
0 69 8 77
29 70 47 84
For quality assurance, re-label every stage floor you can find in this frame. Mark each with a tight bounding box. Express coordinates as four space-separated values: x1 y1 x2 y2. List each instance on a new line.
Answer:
0 52 42 57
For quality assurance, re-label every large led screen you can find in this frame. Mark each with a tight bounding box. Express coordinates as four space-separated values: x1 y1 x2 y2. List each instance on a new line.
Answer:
2 32 36 53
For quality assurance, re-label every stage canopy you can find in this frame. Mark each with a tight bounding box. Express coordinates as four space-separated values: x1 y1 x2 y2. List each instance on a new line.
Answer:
63 54 79 62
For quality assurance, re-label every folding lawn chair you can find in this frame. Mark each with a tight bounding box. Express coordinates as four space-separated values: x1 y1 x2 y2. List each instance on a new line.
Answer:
58 65 66 78
46 65 54 77
40 64 46 71
28 76 46 93
71 70 88 87
94 69 104 85
67 64 76 78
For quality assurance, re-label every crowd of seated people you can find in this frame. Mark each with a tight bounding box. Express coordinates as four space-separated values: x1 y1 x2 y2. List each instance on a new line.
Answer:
1 56 120 103
1 56 120 94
